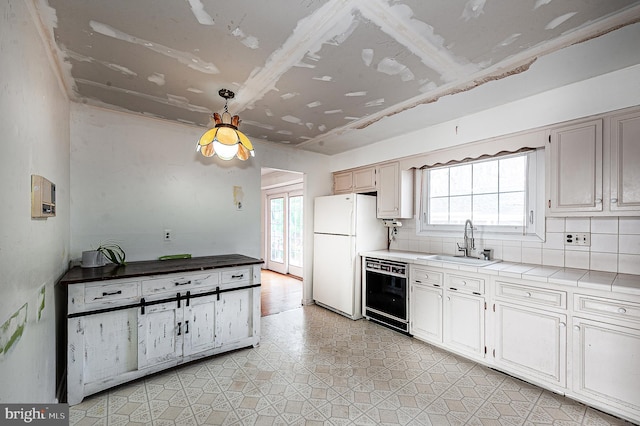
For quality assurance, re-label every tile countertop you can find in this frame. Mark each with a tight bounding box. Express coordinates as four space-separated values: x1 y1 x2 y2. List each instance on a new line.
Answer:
360 249 640 295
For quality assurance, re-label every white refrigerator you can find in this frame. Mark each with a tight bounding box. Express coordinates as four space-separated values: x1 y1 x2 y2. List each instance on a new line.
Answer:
313 193 387 319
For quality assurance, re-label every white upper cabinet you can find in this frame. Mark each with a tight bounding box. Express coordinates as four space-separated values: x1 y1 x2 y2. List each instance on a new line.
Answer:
609 109 640 212
547 119 603 215
547 106 640 217
376 162 414 219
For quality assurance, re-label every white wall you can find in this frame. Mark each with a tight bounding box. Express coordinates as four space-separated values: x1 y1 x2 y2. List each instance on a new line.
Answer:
70 105 331 303
0 0 70 403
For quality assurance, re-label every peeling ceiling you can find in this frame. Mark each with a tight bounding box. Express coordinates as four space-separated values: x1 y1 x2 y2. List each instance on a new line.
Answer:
35 0 640 155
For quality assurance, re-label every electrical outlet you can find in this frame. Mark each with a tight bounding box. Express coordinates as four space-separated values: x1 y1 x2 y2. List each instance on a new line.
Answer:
164 229 172 241
564 232 590 246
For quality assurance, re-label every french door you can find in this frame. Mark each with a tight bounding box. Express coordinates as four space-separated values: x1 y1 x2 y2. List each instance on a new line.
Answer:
267 190 303 277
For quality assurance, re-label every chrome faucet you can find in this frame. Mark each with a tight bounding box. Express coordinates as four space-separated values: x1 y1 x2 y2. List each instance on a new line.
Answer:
457 219 475 257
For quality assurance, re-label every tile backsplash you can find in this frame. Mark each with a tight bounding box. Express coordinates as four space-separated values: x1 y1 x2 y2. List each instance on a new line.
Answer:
388 217 640 275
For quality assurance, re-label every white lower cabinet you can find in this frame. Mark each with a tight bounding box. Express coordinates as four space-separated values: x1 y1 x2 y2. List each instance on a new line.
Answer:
72 308 139 386
494 302 566 388
444 291 485 358
442 272 486 359
403 264 640 424
137 294 218 369
137 300 183 368
410 266 444 343
572 317 640 415
492 279 567 390
570 293 640 421
216 288 254 347
411 284 443 342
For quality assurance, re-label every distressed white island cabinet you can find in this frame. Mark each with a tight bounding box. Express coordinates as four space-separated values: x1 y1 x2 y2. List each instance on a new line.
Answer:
60 254 262 405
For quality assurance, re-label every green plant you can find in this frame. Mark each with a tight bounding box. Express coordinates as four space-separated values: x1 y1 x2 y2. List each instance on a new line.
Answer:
97 243 126 266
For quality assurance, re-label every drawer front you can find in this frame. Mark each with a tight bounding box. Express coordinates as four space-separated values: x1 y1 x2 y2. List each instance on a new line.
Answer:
142 272 219 296
84 281 140 305
496 281 566 309
447 274 484 294
221 268 251 284
412 268 443 287
574 294 640 323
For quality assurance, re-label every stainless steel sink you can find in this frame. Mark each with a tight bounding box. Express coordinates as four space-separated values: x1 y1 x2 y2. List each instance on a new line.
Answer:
419 254 500 266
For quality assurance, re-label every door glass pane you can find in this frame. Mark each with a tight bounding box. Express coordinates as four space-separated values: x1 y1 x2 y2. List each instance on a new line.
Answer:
270 198 284 263
288 196 303 268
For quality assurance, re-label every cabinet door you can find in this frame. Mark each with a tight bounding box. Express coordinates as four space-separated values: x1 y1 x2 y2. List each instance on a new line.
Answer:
73 308 139 385
333 171 353 194
547 119 603 214
410 283 442 343
353 167 376 193
216 289 253 347
444 291 485 358
138 301 182 369
377 162 400 218
610 110 640 212
494 303 566 387
572 317 640 414
184 295 216 356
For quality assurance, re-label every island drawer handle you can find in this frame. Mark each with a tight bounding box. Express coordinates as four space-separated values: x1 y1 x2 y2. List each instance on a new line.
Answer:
102 290 122 297
231 274 244 279
175 280 192 286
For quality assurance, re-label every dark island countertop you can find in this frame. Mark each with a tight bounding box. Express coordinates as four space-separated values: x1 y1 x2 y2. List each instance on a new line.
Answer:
59 254 263 285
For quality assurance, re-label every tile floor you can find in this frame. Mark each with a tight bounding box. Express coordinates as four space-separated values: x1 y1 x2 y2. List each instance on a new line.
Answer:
70 305 635 425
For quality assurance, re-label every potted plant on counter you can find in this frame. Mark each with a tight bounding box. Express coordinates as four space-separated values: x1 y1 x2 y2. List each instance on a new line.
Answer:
82 242 126 268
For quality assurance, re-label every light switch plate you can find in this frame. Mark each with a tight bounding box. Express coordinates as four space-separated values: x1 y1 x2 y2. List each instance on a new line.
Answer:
564 232 590 246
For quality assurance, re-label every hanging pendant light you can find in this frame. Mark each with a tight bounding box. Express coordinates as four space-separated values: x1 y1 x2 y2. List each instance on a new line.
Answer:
196 89 255 160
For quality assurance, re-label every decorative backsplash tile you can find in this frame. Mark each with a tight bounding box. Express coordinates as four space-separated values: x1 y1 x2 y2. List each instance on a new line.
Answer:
389 217 640 273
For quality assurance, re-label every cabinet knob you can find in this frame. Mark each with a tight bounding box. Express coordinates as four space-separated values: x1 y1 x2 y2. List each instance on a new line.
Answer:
525 292 532 298
618 307 627 314
573 325 580 331
611 198 618 204
595 198 602 204
461 281 467 286
438 295 442 299
447 296 451 301
559 322 566 328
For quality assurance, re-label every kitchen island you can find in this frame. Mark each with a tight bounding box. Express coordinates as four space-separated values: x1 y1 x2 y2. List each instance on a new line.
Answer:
60 254 263 405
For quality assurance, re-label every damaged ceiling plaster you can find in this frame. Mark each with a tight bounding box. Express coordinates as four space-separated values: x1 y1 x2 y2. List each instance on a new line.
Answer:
35 0 640 155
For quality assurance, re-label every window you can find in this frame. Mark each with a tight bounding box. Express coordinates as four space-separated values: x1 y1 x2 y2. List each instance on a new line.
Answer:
418 150 544 239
